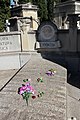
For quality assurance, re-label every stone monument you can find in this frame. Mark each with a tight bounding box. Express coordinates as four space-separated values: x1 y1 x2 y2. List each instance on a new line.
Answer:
36 21 61 50
54 0 80 29
0 3 39 70
10 2 38 30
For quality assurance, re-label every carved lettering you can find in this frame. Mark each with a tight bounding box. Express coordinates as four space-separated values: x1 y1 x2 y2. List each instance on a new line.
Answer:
0 36 13 51
36 41 61 49
0 34 21 52
0 37 8 41
41 43 55 47
0 46 8 50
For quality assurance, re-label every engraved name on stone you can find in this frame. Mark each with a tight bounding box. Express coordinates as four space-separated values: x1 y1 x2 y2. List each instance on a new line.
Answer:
0 37 12 50
36 41 61 49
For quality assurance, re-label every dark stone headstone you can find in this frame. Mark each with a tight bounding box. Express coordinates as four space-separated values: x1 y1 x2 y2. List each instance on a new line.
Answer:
36 21 61 49
36 21 58 42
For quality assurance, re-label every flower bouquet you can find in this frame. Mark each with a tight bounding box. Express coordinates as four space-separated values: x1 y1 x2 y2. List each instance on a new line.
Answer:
18 78 44 106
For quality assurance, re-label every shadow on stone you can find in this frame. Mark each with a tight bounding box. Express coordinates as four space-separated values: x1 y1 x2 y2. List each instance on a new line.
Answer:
38 51 80 89
67 73 80 88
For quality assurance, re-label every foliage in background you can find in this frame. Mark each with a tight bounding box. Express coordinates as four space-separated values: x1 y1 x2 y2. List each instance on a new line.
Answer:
0 0 60 32
47 0 54 21
18 0 33 4
36 0 48 22
0 0 10 32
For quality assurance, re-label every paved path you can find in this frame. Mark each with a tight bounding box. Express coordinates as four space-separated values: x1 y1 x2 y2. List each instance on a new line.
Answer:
0 53 67 120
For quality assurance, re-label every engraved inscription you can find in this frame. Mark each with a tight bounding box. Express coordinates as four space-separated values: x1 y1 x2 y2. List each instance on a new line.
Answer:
0 36 12 50
36 41 61 49
41 43 55 47
0 35 21 52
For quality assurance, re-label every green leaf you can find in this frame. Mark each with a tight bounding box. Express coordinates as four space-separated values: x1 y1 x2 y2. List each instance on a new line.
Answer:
23 79 28 82
40 80 43 82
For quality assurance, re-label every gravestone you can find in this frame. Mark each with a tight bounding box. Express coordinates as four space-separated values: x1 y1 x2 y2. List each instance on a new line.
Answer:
36 21 61 50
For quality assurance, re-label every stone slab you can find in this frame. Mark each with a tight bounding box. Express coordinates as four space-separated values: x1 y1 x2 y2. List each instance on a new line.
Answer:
0 32 21 52
0 52 31 70
67 83 80 119
67 95 80 119
0 53 67 120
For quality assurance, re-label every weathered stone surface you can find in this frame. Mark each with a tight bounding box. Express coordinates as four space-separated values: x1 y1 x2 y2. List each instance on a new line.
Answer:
0 53 67 120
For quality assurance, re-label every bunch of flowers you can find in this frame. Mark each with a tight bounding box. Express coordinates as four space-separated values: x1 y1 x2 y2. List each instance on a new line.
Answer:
46 69 56 76
18 68 56 105
18 78 44 106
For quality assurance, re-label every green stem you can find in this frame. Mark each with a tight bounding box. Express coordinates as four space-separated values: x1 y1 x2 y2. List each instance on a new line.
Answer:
26 98 28 106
